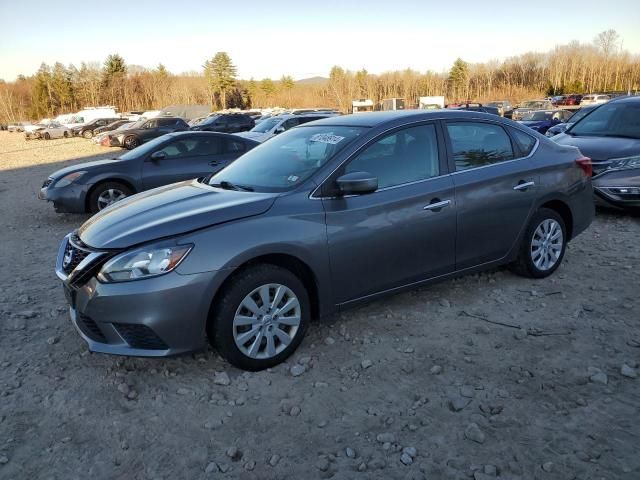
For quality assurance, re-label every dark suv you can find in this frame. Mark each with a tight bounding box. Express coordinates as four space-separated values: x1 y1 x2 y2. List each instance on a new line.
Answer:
191 114 255 133
109 117 190 149
72 118 122 138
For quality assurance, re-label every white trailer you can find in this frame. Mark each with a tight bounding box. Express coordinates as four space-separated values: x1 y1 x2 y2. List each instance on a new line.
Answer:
419 96 445 109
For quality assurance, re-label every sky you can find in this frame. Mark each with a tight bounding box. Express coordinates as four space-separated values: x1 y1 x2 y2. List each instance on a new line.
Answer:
1 0 639 81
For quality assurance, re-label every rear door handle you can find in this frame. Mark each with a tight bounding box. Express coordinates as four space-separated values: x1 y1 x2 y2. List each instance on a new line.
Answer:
513 181 535 191
423 199 451 211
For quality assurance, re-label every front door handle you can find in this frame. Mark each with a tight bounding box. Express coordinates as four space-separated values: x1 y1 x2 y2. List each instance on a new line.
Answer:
423 199 451 212
513 181 535 191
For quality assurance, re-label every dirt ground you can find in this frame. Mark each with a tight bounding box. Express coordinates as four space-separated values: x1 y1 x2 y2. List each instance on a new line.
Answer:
0 130 639 480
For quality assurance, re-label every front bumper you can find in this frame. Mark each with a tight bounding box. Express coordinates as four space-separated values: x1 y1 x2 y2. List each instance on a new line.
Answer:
39 181 90 213
55 234 226 357
592 168 640 210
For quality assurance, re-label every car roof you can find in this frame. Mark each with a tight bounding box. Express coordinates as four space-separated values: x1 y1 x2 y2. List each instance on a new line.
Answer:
167 131 259 143
608 95 640 104
303 109 502 128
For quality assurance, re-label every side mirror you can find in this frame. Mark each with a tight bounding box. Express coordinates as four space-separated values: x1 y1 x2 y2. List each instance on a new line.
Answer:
150 151 167 161
335 171 378 195
274 126 285 135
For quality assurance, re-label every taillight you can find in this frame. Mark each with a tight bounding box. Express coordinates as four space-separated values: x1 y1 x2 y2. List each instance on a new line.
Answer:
576 156 592 177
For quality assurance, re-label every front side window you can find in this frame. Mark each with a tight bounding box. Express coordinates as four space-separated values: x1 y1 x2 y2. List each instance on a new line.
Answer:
156 137 222 157
345 124 440 189
447 122 514 171
251 118 280 133
208 125 365 192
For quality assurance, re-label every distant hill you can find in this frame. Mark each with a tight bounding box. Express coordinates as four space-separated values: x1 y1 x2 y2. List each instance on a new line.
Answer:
296 76 329 85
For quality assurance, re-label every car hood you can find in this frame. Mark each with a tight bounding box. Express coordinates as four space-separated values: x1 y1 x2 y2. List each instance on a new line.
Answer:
553 134 640 161
78 180 278 249
50 158 122 180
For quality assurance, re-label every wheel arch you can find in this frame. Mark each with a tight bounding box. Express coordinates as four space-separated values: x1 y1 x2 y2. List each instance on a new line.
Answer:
539 198 574 240
207 253 322 324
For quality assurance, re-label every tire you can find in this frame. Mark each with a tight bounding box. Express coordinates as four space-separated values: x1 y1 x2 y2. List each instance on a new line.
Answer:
83 129 93 139
208 264 311 371
510 208 567 279
63 131 69 138
87 181 133 213
123 136 140 150
43 132 50 140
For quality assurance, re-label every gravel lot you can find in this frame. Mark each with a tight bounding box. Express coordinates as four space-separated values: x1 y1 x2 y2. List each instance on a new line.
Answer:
1 130 639 480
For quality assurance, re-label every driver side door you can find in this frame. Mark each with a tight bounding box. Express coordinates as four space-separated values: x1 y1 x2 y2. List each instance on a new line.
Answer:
142 136 226 190
321 122 457 305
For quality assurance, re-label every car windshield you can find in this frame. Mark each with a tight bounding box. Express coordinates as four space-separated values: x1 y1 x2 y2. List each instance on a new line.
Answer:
118 134 170 160
522 111 553 121
521 101 546 109
569 101 640 139
208 125 366 192
199 115 220 125
250 118 281 133
567 107 594 124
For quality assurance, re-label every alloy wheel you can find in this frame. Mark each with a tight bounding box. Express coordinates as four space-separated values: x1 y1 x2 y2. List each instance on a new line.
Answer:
233 284 301 359
96 188 126 210
530 219 563 271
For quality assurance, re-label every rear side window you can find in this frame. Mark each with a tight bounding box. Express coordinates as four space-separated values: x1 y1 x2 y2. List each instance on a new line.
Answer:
510 128 537 156
225 139 246 153
446 122 514 171
346 124 440 189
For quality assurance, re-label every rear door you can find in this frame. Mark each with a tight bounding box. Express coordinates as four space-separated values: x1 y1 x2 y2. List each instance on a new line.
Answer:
444 120 539 270
141 135 226 189
322 122 457 304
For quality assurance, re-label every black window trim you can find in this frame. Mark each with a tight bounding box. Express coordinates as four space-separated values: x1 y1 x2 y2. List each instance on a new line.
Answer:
442 119 539 175
313 120 449 199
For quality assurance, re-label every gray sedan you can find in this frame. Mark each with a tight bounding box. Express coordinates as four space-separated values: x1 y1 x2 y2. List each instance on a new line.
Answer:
55 110 594 370
39 131 259 213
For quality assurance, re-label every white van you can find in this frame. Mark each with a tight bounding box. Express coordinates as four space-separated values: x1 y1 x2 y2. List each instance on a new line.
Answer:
63 107 119 128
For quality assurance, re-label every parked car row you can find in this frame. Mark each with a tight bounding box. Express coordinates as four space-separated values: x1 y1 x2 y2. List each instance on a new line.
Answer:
551 93 612 107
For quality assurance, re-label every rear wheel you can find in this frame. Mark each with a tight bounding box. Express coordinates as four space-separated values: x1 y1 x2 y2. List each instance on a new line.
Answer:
510 208 567 278
43 132 50 140
83 129 93 139
123 136 140 150
208 264 310 371
63 131 69 138
87 181 132 213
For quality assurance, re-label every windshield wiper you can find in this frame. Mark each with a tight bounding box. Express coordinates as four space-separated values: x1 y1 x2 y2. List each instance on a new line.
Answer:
210 180 254 192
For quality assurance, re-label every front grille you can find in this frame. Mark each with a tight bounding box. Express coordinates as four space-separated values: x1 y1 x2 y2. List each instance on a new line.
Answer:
78 314 107 342
113 323 169 350
62 241 91 275
42 178 53 188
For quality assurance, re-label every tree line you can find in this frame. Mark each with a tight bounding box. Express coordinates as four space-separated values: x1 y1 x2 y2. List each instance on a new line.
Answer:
1 30 638 122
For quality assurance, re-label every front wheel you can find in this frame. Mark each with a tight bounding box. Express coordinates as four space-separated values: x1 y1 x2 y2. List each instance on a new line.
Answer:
63 131 69 138
123 136 140 150
510 208 567 278
43 132 50 140
87 181 132 213
83 129 93 139
208 264 310 371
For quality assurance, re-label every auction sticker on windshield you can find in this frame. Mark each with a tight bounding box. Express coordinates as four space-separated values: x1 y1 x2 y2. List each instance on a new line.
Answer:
310 133 345 144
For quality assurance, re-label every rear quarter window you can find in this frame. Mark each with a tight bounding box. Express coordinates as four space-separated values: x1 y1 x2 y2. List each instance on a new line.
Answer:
510 128 537 156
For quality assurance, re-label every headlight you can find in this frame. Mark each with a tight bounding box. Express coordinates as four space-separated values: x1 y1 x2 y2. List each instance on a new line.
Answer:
97 243 193 282
54 171 86 188
116 134 125 142
608 155 640 171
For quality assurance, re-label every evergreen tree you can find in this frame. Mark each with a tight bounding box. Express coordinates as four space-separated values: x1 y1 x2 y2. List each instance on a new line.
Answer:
448 58 469 100
203 52 237 109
